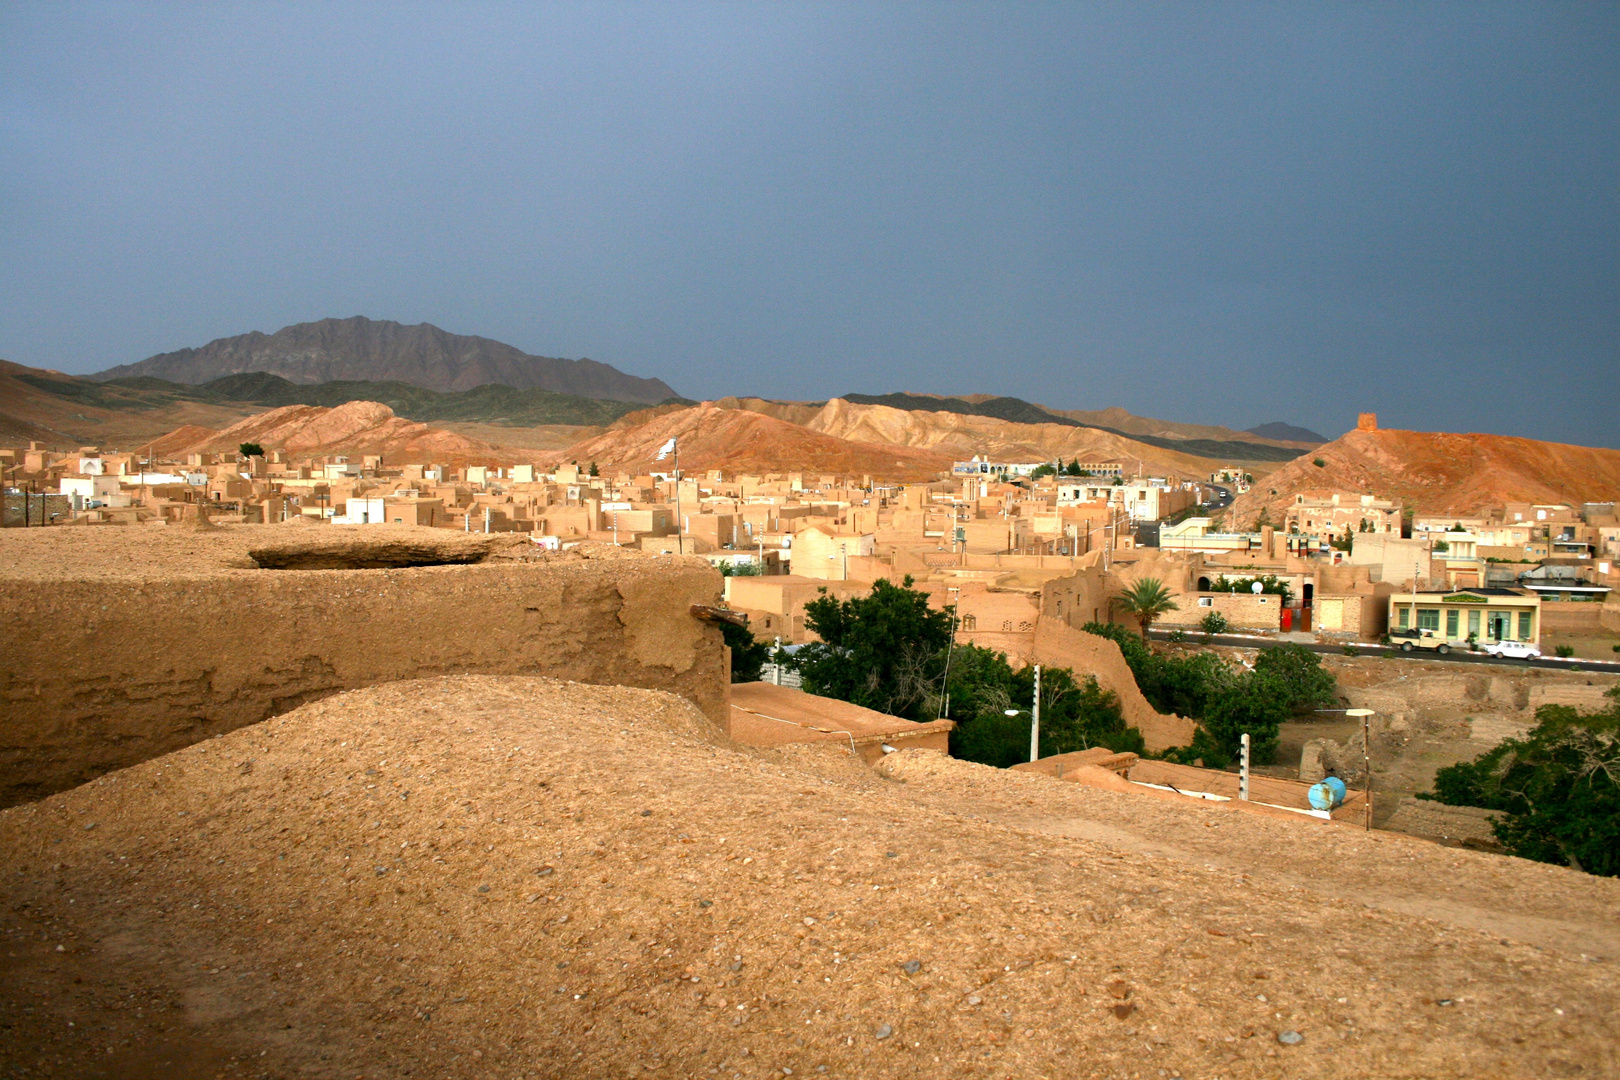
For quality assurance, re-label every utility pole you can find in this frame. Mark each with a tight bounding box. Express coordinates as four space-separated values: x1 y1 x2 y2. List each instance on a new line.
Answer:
938 586 961 720
1028 664 1042 763
674 441 683 555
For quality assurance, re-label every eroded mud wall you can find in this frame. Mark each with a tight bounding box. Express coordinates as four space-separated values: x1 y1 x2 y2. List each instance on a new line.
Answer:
0 559 727 805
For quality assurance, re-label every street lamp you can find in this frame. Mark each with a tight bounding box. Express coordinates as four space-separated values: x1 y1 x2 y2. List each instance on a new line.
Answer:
1346 708 1375 831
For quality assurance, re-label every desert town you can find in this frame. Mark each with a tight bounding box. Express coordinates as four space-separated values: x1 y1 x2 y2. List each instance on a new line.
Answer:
5 7 1620 1077
2 384 1619 1078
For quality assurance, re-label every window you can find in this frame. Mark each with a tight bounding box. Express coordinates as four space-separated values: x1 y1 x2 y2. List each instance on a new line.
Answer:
1446 609 1459 638
1468 609 1480 638
1518 611 1533 640
1417 609 1441 631
1198 597 1213 608
1397 606 1409 629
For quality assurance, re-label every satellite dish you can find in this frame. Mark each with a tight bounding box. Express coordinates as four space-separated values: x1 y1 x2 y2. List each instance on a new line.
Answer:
1251 581 1264 594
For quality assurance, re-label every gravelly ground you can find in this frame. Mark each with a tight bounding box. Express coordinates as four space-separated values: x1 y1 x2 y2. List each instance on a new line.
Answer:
0 675 1614 1079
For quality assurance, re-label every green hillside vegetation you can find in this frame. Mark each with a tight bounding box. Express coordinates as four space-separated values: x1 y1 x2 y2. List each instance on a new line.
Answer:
101 372 687 427
842 392 1301 463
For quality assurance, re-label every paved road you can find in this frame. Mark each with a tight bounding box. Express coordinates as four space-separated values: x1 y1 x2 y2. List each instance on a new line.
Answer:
1146 626 1620 673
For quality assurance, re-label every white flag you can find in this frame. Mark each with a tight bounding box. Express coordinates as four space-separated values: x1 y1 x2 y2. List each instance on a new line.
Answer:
655 437 677 461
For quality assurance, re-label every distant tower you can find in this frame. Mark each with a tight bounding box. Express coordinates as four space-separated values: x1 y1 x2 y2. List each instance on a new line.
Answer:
1356 412 1378 432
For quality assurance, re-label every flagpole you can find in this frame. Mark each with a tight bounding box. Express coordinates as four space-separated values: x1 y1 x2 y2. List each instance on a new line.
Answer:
674 439 682 556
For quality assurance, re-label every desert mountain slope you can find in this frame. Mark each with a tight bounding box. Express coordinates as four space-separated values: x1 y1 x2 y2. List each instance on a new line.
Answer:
807 399 1234 477
842 393 1307 459
91 316 678 403
1228 427 1620 524
168 400 508 465
558 403 953 480
0 675 1613 1078
0 358 257 448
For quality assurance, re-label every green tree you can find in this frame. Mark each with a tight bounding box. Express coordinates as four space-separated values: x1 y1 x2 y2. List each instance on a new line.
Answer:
588 461 599 477
1111 577 1179 639
1197 671 1290 766
796 577 954 720
1082 621 1303 766
238 442 265 458
1031 463 1057 479
1252 643 1338 713
1420 687 1619 876
945 646 1142 768
719 620 769 684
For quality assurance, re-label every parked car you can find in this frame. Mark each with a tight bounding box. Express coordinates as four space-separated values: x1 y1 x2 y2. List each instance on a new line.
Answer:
1482 640 1542 660
1389 628 1453 654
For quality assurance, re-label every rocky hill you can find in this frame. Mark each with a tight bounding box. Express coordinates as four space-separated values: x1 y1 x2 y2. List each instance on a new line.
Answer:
556 402 953 481
90 316 678 403
1228 425 1620 524
1245 420 1328 444
807 398 1237 476
842 393 1308 460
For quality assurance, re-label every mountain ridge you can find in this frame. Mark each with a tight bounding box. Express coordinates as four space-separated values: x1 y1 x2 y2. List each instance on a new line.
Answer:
89 317 678 404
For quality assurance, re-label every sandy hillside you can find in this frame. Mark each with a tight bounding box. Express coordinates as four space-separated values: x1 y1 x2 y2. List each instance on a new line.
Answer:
170 401 523 466
1229 427 1620 524
807 399 1236 476
0 359 257 451
1 675 1614 1079
558 403 954 481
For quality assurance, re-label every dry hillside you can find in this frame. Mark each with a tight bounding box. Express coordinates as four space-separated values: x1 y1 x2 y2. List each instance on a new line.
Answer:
1229 427 1620 524
0 675 1614 1079
558 403 954 481
0 359 256 449
806 399 1232 477
168 401 518 465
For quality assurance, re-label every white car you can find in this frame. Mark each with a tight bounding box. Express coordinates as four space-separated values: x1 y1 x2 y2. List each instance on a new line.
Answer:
1482 640 1542 660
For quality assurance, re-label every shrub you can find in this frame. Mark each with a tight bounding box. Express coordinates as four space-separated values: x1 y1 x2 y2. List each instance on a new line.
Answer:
1419 688 1619 876
1312 458 1327 468
1554 644 1575 658
1342 644 1359 657
1198 611 1230 636
1166 629 1187 643
1253 643 1338 713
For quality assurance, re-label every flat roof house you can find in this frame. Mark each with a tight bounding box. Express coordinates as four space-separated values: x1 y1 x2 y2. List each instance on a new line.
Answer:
1389 587 1541 646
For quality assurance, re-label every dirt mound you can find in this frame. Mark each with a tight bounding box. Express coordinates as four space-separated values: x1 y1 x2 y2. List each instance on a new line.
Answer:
169 400 512 465
807 399 1230 476
560 403 953 480
1229 427 1620 524
1 675 1615 1079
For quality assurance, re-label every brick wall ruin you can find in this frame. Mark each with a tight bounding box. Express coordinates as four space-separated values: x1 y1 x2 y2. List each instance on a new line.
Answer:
0 534 728 805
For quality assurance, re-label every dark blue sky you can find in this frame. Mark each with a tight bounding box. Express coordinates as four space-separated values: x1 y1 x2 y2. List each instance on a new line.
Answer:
3 4 1616 445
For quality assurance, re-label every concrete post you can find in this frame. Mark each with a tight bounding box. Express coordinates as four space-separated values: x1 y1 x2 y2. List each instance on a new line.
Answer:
1239 733 1250 801
1029 664 1042 763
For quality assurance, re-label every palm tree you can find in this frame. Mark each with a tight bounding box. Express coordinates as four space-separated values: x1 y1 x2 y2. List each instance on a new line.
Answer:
1112 577 1179 640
